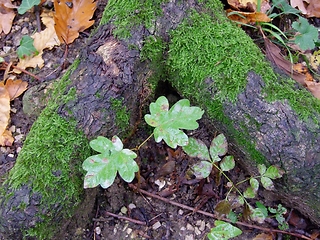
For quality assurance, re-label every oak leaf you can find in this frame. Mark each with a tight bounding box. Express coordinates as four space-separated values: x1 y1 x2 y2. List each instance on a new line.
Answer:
0 0 17 34
227 10 271 24
0 79 28 146
0 81 13 146
54 0 97 44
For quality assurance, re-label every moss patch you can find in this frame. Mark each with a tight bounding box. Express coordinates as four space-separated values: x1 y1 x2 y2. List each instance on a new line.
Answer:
5 59 92 239
100 0 168 38
110 97 130 134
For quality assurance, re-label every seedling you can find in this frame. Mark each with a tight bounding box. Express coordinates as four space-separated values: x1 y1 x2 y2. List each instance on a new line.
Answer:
82 96 285 239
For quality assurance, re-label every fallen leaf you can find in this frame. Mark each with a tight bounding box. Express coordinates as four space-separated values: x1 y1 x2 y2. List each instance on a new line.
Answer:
5 78 28 100
310 50 320 73
0 81 13 146
306 1 320 18
227 0 270 12
263 35 306 85
0 0 17 34
227 9 271 24
290 0 308 14
15 11 60 73
252 233 274 240
54 0 97 44
305 81 320 99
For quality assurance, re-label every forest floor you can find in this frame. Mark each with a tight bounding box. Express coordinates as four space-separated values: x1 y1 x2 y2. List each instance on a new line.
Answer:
0 1 319 240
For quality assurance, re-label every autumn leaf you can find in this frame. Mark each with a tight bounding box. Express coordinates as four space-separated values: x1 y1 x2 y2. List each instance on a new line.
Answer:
227 10 271 24
0 0 17 34
0 81 13 146
5 78 28 100
15 11 61 73
290 0 308 14
306 1 320 18
227 0 270 12
54 0 97 44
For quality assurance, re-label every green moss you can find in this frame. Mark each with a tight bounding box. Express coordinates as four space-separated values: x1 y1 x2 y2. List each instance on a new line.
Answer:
110 98 130 134
5 58 91 239
100 0 168 38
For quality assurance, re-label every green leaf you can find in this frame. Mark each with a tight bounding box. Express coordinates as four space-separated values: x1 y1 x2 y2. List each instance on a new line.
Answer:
18 0 40 14
82 136 138 189
191 161 212 179
220 156 235 171
244 186 256 199
250 178 259 191
17 36 38 59
183 137 210 161
292 17 318 50
207 221 242 240
250 207 266 224
263 165 282 179
261 176 274 190
256 201 268 217
227 211 238 223
144 96 204 148
0 57 4 63
209 134 228 162
257 164 266 175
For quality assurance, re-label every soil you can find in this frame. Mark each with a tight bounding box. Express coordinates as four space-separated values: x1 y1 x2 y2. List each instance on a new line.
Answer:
0 1 319 240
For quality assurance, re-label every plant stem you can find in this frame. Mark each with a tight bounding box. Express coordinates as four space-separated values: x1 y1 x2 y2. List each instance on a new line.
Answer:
132 133 154 151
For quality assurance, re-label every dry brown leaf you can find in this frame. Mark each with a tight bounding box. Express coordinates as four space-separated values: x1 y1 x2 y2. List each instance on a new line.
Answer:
227 0 270 12
252 233 274 240
15 11 60 73
305 81 320 99
54 0 97 44
0 81 13 146
0 0 17 34
227 9 271 24
306 1 320 18
290 0 308 14
263 36 306 85
5 78 28 100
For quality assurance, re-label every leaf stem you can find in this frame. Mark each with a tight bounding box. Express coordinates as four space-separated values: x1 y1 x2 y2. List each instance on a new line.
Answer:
132 133 154 151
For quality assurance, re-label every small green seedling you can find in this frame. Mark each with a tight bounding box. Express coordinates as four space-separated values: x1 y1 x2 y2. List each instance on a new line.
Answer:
269 204 289 230
82 96 204 189
82 96 285 239
207 220 242 240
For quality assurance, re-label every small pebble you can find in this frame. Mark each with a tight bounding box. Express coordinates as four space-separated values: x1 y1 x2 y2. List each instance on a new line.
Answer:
16 147 22 153
185 234 194 240
9 125 16 132
152 221 161 230
186 223 194 231
178 209 184 215
21 27 29 35
128 203 136 209
95 226 101 235
120 206 127 214
3 46 11 53
194 227 201 235
126 228 132 234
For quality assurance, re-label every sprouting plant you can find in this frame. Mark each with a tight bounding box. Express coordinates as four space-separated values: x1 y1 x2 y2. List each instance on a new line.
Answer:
82 96 285 240
82 96 204 189
269 204 289 230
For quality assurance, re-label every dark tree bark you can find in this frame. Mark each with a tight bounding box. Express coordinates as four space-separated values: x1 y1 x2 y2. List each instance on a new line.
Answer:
1 0 320 238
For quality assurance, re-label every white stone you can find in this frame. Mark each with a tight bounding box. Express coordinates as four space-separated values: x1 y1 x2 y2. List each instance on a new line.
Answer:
195 227 201 235
94 226 101 235
152 221 162 230
178 209 184 215
128 203 136 209
185 234 194 240
186 223 194 231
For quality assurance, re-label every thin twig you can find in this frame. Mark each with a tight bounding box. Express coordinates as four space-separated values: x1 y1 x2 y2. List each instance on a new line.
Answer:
2 62 41 81
129 184 313 240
